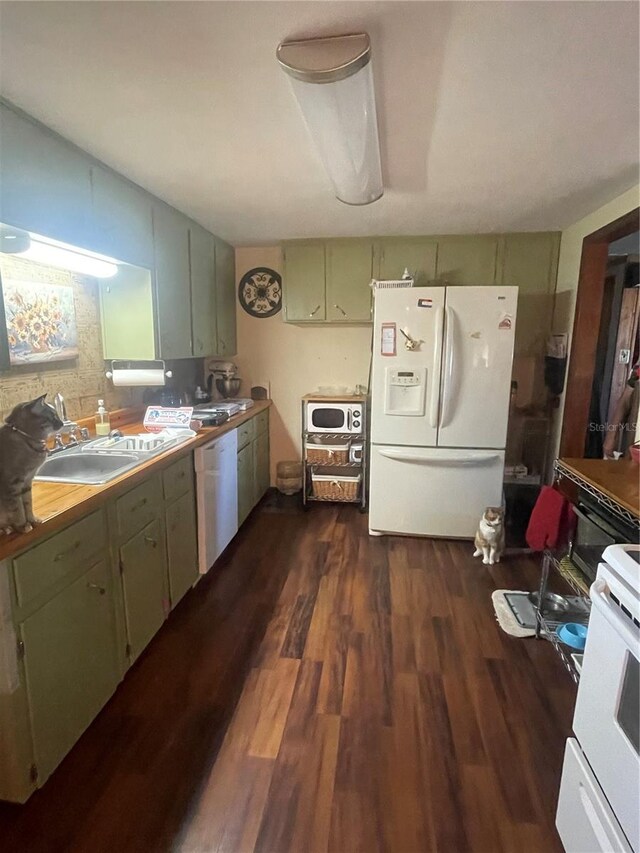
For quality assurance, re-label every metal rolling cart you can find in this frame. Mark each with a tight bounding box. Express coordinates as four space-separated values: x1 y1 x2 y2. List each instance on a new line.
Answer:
534 459 640 683
301 394 368 511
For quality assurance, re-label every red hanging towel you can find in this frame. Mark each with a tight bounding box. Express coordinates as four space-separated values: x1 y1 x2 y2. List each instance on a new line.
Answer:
526 485 574 551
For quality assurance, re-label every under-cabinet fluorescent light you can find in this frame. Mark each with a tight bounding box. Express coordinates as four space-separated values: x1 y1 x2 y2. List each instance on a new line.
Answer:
18 235 118 278
277 33 383 206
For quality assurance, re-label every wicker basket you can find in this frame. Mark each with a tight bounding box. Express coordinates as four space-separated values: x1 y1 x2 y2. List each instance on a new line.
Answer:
311 471 361 501
305 441 350 465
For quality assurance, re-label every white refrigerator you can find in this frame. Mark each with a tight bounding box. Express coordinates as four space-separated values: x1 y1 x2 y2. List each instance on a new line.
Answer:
369 285 517 538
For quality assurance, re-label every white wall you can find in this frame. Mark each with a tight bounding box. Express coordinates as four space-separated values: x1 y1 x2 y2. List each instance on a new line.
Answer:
550 184 640 461
234 247 371 483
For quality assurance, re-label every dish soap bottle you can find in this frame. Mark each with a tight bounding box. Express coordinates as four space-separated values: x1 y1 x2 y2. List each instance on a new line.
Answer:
95 399 111 436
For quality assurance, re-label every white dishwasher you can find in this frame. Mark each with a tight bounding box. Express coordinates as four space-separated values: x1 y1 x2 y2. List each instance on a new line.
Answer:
194 429 238 573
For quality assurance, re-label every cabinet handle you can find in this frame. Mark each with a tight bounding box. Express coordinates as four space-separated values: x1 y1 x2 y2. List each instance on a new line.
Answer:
87 582 106 595
220 337 226 352
309 304 321 318
334 304 347 317
144 536 158 548
54 540 81 562
133 497 148 511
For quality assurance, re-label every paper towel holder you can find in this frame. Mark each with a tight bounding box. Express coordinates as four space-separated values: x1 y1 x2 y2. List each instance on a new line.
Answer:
105 359 173 386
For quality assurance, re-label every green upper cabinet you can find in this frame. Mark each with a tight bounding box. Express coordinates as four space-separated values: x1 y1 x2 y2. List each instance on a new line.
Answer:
377 238 438 287
100 265 156 360
498 232 560 355
89 165 154 268
282 241 326 322
435 235 499 285
499 232 560 293
190 224 217 357
215 237 237 357
326 239 374 322
0 103 92 247
153 204 193 359
19 557 120 785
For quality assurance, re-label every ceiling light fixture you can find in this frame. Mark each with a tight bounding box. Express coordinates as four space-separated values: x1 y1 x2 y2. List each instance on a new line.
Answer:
277 33 383 206
0 225 119 278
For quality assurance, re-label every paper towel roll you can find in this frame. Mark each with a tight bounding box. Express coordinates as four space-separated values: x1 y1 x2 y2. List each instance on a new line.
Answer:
111 367 166 387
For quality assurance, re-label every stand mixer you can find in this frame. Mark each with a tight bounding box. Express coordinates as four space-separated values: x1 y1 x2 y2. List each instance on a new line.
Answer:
203 360 254 412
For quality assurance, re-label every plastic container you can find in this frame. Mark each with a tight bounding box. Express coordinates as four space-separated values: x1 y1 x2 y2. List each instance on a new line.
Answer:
95 399 111 436
276 461 302 495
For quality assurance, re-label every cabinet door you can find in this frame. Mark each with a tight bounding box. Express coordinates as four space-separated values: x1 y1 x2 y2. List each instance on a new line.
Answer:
253 431 270 503
153 204 193 359
326 240 374 322
377 238 437 287
215 238 237 357
0 104 92 247
190 225 217 357
119 518 168 662
499 232 560 356
237 442 254 525
435 236 499 285
283 242 326 322
20 558 120 784
99 266 156 360
165 490 198 608
89 166 154 267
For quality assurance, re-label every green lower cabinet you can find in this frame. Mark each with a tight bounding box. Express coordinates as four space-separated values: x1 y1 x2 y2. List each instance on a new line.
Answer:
119 518 169 663
253 430 270 502
19 558 120 785
237 442 254 525
165 490 198 607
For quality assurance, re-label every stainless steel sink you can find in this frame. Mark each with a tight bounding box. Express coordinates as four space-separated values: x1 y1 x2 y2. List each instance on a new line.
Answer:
35 450 141 485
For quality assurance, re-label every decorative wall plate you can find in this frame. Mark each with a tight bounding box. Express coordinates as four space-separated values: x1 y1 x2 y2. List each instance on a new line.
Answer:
238 267 282 317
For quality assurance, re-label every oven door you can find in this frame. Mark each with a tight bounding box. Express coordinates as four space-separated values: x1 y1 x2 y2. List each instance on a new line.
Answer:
570 504 618 582
574 577 640 850
307 404 348 433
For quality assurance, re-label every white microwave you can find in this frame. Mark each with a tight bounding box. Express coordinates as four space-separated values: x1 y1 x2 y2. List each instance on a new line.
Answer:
306 401 363 434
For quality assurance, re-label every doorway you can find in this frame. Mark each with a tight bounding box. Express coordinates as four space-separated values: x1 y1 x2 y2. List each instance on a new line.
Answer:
585 233 639 457
560 207 640 458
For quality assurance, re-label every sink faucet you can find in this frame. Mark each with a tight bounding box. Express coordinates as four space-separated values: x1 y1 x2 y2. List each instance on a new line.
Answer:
53 392 67 423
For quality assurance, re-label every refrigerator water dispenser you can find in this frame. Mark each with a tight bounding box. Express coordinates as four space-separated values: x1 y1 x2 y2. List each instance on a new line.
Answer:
384 368 426 416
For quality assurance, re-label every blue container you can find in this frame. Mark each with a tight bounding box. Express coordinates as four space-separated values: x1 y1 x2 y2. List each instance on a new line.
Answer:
557 622 588 650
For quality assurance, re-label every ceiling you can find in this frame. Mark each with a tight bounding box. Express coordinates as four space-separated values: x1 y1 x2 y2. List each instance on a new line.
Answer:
0 1 638 246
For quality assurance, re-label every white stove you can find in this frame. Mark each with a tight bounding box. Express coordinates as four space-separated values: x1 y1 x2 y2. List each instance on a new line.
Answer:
556 543 640 853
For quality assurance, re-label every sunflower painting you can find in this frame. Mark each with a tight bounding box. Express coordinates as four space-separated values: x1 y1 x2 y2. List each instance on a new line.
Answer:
2 278 78 364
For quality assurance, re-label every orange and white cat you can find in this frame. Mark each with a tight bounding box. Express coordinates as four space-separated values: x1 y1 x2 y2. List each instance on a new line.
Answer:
473 506 505 565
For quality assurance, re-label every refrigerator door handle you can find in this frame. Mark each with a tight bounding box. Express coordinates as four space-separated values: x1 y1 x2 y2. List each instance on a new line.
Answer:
440 306 457 428
429 306 444 428
377 448 500 466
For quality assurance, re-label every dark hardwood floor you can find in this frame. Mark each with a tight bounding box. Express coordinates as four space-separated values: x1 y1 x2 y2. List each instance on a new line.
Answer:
0 497 575 853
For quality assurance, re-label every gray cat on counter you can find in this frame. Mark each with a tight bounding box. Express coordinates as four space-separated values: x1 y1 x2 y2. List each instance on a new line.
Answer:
0 395 63 534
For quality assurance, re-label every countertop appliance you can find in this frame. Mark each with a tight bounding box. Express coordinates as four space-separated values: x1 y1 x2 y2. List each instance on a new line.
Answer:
194 430 238 574
306 400 363 434
556 543 639 853
369 285 517 538
195 401 242 418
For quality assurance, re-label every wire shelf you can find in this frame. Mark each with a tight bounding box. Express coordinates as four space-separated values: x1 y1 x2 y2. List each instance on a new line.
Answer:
554 460 640 530
536 601 590 685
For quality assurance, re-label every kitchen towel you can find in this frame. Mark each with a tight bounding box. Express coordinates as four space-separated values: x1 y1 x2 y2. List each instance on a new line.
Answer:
525 485 574 551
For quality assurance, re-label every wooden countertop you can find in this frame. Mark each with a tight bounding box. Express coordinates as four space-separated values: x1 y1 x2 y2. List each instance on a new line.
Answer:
558 457 639 519
0 401 271 563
